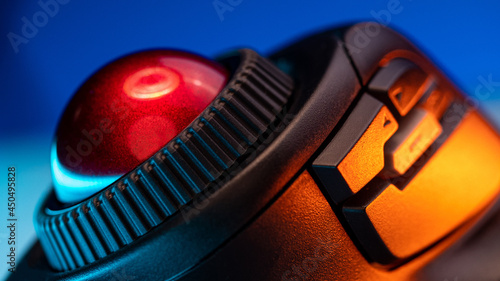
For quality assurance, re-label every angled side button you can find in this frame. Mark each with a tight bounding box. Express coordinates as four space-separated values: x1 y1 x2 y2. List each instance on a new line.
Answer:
418 84 453 120
382 108 442 178
369 58 433 116
311 94 398 204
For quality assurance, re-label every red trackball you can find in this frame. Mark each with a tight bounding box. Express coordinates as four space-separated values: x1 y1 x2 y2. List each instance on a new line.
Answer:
52 50 229 203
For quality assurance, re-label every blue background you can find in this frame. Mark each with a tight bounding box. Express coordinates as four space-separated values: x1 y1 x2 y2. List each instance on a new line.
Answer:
1 0 500 279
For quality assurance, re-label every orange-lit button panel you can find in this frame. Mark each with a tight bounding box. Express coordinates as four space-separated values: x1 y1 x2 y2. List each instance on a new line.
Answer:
344 111 500 263
311 94 398 203
382 108 442 177
369 58 434 116
311 55 500 265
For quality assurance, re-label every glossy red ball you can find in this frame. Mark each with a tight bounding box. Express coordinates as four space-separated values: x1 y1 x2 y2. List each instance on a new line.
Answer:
53 50 228 202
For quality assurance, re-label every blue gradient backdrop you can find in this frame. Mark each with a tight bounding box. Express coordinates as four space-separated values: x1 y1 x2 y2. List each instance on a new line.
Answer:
1 1 500 279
